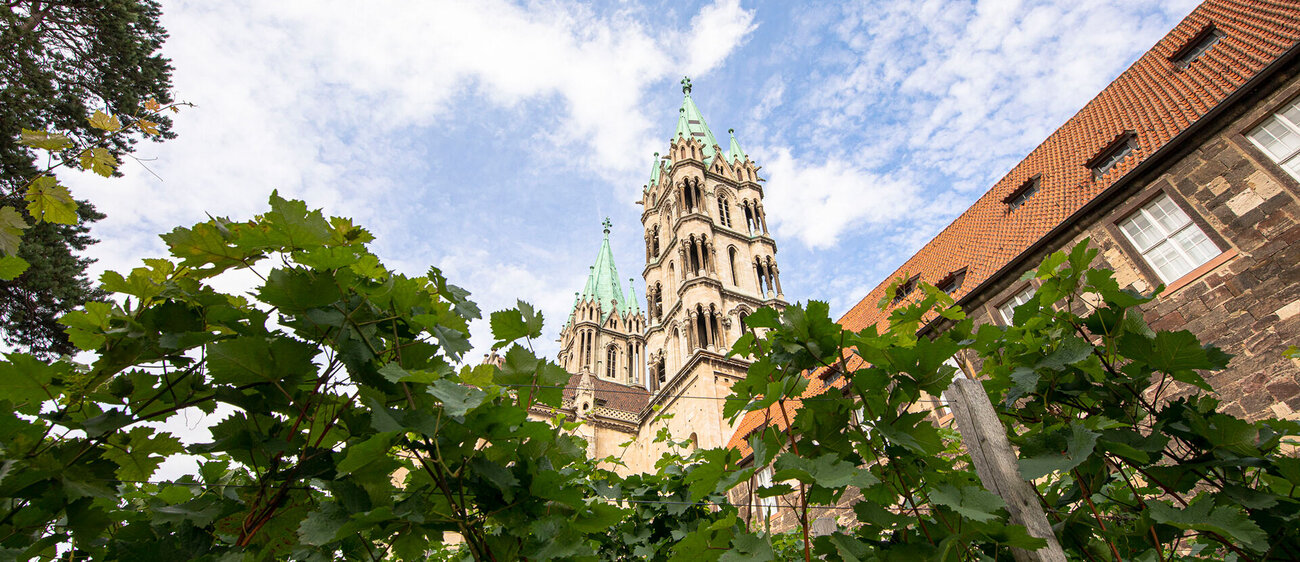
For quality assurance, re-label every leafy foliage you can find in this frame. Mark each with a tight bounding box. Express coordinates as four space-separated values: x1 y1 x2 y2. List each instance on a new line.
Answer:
0 191 1294 562
0 0 176 356
721 239 1299 561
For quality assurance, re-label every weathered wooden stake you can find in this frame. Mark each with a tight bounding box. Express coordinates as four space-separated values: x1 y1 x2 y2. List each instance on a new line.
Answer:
944 377 1067 562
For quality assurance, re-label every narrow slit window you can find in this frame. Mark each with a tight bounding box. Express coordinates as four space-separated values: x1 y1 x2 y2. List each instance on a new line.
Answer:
936 268 967 295
1004 176 1040 211
1089 134 1137 180
1172 26 1222 66
891 275 919 305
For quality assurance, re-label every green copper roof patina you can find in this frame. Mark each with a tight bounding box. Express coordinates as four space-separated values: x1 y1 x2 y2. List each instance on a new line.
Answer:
625 278 640 314
727 128 745 164
569 218 637 323
648 152 661 188
674 77 721 164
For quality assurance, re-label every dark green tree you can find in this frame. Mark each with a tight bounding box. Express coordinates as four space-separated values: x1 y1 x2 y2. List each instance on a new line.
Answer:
0 0 174 356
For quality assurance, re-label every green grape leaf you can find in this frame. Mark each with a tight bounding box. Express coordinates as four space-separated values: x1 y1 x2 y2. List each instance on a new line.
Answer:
19 129 73 150
929 483 1006 523
1147 497 1267 552
336 432 396 476
79 147 118 177
772 452 876 489
427 379 486 417
161 221 257 275
234 191 332 251
490 308 528 347
298 502 349 546
0 206 28 255
103 426 184 481
0 255 30 281
24 176 78 224
58 301 113 351
460 363 494 387
257 267 339 312
0 354 68 414
1019 423 1099 480
88 110 122 131
1118 329 1228 389
207 336 317 386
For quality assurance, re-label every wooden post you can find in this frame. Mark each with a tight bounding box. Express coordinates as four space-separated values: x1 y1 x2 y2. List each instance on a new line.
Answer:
944 378 1067 562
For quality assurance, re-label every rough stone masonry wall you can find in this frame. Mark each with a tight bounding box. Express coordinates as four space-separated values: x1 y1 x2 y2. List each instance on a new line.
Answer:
728 59 1300 539
968 63 1300 423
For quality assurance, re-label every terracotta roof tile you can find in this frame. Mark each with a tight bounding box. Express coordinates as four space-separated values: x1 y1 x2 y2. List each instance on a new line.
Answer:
560 373 651 413
726 0 1300 457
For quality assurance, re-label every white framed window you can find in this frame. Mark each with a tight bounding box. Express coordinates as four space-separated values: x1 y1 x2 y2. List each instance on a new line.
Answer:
935 357 964 417
998 286 1037 325
755 466 777 519
1118 193 1220 283
1246 96 1300 181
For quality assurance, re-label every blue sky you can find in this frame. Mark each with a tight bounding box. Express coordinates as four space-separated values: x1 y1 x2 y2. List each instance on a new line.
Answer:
65 0 1201 359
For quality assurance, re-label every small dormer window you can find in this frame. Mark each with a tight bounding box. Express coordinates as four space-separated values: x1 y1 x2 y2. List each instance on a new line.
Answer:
891 274 919 305
1171 26 1222 67
1088 133 1137 180
1003 175 1040 211
936 268 967 295
821 367 842 386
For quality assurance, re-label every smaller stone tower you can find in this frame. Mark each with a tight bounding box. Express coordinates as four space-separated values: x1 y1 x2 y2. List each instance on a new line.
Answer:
557 219 647 386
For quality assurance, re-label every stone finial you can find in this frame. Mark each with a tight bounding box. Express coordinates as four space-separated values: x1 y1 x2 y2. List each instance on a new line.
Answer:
602 217 612 234
681 76 692 94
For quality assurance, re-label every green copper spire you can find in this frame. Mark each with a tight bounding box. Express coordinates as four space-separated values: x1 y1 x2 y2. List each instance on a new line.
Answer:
569 218 635 322
727 128 745 164
674 77 722 164
648 152 661 189
626 278 640 314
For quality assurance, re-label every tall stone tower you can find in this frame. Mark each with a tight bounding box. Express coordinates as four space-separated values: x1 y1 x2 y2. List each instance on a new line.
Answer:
636 77 786 457
557 218 647 386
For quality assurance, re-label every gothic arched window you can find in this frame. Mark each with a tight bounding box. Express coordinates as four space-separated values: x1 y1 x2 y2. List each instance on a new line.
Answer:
606 345 617 379
688 236 701 274
717 196 732 227
728 246 738 285
651 225 660 257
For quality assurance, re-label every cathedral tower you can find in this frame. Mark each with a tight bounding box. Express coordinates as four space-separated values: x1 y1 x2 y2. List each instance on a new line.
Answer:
636 77 786 454
557 218 647 386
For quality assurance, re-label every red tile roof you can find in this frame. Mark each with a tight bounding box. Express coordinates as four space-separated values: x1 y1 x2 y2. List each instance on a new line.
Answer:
727 0 1300 457
561 373 651 413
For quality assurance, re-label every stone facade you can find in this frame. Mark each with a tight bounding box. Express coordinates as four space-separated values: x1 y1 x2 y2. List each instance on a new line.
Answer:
725 0 1300 533
954 58 1300 423
535 79 787 476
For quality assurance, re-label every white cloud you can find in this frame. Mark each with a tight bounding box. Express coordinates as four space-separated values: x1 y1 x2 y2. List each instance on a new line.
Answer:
681 0 758 77
53 0 756 360
758 146 925 249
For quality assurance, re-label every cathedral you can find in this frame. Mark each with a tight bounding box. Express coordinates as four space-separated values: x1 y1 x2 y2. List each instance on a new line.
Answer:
538 78 786 475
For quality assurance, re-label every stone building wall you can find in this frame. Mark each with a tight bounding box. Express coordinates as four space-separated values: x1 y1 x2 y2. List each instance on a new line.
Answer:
960 59 1300 422
730 48 1300 539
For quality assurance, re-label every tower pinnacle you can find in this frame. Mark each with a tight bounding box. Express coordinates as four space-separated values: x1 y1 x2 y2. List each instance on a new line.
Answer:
680 76 692 94
602 217 612 235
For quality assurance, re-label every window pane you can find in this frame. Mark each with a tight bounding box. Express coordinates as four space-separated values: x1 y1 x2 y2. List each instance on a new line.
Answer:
1122 193 1220 283
1147 195 1192 233
999 286 1036 325
1120 211 1163 251
1280 100 1300 129
999 303 1015 325
1251 118 1300 160
1171 224 1219 265
1144 241 1193 282
1282 154 1300 181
